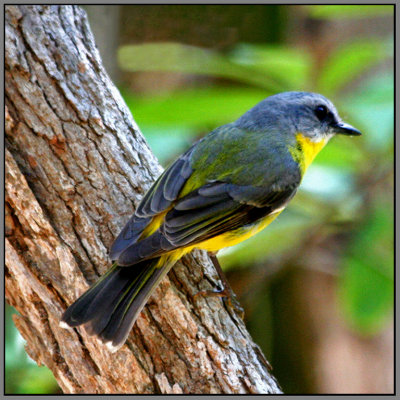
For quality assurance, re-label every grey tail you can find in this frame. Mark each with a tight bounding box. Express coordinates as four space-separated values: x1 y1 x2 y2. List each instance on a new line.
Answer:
61 257 175 352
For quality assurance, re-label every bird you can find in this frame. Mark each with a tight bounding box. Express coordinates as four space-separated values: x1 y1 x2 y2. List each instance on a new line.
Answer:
61 91 362 352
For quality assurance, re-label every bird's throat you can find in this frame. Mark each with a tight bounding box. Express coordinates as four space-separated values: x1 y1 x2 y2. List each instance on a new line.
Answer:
290 133 328 174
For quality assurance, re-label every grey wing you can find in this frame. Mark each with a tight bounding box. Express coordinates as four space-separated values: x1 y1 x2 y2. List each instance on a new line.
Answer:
116 181 298 266
135 146 195 218
163 182 297 246
109 146 195 261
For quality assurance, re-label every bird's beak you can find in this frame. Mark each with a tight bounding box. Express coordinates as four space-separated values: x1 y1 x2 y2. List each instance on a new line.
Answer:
332 122 362 136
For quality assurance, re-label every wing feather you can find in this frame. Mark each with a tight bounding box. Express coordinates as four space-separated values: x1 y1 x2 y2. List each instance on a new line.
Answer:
116 181 296 265
136 146 195 217
110 146 195 260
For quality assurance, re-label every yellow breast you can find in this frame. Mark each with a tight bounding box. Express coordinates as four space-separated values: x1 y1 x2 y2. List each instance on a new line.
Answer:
291 133 328 173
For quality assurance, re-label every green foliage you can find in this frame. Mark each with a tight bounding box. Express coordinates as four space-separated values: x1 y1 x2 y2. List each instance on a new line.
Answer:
121 87 268 129
317 39 391 96
5 305 60 394
227 44 312 90
341 72 394 152
119 42 285 92
305 5 394 19
338 200 394 335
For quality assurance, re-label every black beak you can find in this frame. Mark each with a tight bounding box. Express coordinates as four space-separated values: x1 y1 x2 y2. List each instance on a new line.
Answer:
332 122 362 136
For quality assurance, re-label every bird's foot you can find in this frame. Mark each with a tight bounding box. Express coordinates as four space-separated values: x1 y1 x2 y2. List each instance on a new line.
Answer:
194 253 245 320
194 286 245 320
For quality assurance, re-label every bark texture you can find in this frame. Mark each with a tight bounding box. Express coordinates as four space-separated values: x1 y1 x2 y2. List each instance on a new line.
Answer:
5 5 281 394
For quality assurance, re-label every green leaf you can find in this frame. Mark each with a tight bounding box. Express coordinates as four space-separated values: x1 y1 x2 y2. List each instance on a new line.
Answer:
118 42 285 91
305 5 393 19
317 39 391 96
120 86 269 129
229 44 312 90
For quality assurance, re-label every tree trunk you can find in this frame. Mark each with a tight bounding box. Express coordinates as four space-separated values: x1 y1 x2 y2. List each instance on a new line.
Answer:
5 5 281 394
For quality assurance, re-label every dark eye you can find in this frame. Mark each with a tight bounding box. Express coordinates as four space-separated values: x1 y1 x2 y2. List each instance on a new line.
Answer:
315 105 328 121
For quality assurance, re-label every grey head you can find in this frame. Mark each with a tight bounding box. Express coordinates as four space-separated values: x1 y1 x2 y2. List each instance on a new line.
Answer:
234 91 362 141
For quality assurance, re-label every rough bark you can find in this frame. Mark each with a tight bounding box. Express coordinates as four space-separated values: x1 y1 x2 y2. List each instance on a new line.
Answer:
5 5 281 394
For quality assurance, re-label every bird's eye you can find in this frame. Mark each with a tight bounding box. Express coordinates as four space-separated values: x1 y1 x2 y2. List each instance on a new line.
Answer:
315 105 328 121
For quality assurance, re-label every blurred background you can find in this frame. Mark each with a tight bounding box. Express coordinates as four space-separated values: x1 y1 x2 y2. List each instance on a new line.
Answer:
5 5 394 394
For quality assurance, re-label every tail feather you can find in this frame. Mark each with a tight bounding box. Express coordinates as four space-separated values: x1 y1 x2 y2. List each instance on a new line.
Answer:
104 264 171 350
83 270 136 336
61 265 120 327
61 257 175 351
91 261 157 341
82 267 133 324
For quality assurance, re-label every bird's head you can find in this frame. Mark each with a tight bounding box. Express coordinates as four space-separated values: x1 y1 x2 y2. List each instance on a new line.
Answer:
235 91 362 142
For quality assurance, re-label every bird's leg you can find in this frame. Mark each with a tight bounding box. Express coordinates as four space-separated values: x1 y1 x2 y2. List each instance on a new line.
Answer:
194 252 244 319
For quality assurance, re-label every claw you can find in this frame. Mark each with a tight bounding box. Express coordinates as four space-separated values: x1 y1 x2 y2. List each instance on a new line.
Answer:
194 253 245 320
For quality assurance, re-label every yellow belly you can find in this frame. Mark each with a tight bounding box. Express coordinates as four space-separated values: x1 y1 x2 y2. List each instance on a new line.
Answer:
186 209 283 253
141 210 283 265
